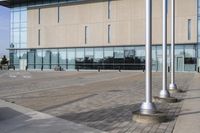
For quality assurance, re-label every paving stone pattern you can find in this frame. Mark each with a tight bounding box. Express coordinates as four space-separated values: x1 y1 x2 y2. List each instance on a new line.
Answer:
0 70 194 133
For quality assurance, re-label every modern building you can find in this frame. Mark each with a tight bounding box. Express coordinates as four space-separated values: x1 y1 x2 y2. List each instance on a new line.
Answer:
0 0 199 71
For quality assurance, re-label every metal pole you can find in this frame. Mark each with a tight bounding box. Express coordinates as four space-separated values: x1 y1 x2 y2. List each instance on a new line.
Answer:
169 0 178 91
140 0 156 114
160 0 170 98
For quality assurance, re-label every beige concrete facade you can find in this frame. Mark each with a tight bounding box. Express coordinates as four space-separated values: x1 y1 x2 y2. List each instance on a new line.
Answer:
27 0 197 48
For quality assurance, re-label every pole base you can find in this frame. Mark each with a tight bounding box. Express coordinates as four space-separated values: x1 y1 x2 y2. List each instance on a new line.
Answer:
132 111 168 124
169 83 178 94
169 83 186 93
159 89 170 98
140 102 157 114
153 96 179 103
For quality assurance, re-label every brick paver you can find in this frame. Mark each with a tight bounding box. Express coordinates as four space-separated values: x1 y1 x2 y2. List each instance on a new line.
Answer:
0 70 194 133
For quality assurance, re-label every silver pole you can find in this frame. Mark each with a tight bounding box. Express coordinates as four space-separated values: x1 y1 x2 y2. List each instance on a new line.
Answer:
160 0 170 98
169 0 178 91
140 0 156 114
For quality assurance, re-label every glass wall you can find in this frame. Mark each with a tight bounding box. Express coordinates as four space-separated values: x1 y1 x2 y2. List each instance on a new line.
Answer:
59 49 67 69
10 44 197 71
27 49 35 69
85 48 94 69
76 48 84 69
35 49 43 69
114 47 124 69
184 45 196 71
51 49 59 69
10 6 27 48
67 49 75 70
43 49 51 69
124 47 135 70
94 48 104 69
104 47 114 69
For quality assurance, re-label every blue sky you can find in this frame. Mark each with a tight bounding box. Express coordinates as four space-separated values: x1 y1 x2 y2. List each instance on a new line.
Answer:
0 6 10 57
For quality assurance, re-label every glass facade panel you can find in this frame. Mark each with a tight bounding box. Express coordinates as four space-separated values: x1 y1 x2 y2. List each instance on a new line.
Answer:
67 49 75 70
21 10 27 23
59 49 67 69
27 50 35 69
51 49 59 69
94 48 104 69
104 47 114 69
175 45 184 71
135 46 145 64
11 6 27 48
13 50 20 65
13 11 20 23
152 46 157 71
20 50 27 59
114 47 124 69
124 47 135 70
43 49 51 69
36 50 43 69
85 48 94 69
76 48 84 69
184 45 196 71
156 46 162 71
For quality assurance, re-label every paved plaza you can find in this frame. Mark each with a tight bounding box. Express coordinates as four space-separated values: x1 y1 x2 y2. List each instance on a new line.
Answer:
0 70 199 133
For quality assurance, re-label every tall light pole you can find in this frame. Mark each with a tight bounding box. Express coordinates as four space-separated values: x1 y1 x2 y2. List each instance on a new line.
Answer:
160 0 170 98
169 0 178 91
140 0 156 114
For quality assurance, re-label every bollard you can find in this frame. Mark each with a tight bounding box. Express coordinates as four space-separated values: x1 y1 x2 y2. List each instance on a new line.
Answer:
119 66 121 72
143 65 145 72
98 67 100 72
168 66 170 73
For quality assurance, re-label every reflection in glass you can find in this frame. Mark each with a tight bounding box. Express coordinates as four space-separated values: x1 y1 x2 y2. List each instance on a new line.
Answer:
36 50 43 69
59 49 67 69
135 46 145 64
85 48 94 69
43 49 51 69
114 47 124 69
104 47 113 69
67 49 75 69
51 49 59 69
27 50 35 69
184 45 196 71
13 50 20 65
152 46 157 71
94 48 103 69
76 48 84 69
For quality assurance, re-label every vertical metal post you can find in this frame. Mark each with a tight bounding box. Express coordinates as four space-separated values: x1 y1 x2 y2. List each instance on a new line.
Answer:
140 0 156 114
169 0 178 91
160 0 170 98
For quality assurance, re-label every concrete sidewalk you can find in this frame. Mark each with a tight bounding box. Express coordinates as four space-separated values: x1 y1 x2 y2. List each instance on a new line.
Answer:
173 74 200 133
0 99 106 133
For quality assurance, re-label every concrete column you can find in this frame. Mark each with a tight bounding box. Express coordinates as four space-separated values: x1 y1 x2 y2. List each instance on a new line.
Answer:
140 0 156 114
